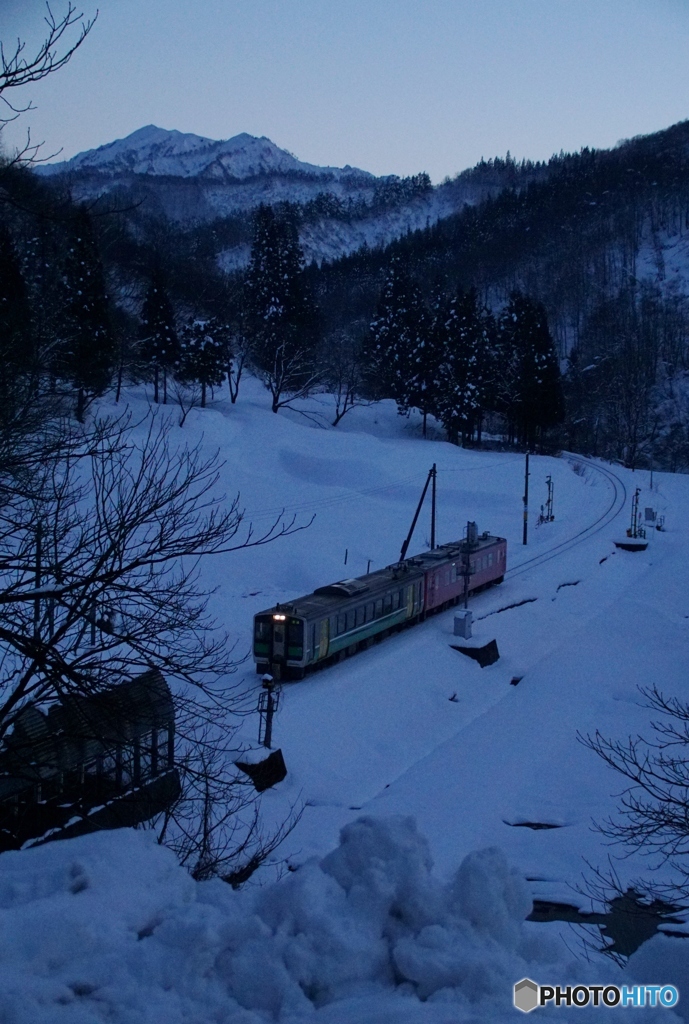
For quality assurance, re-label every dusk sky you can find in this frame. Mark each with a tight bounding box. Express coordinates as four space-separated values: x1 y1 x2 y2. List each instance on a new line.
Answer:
3 0 689 182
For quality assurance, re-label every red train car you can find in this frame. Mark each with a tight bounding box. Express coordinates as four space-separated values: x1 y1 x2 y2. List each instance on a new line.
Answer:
410 526 506 614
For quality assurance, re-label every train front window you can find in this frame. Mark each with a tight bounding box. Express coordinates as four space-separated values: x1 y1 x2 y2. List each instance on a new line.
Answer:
287 618 303 658
254 616 271 656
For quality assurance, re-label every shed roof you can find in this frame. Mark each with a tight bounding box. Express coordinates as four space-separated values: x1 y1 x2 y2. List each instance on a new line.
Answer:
0 670 173 798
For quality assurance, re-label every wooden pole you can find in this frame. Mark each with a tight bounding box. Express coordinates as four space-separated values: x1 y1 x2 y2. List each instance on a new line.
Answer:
430 463 437 550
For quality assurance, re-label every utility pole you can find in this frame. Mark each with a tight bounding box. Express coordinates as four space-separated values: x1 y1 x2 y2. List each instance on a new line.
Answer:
430 463 437 550
522 451 530 545
399 466 436 562
545 475 554 522
462 520 472 609
259 675 280 749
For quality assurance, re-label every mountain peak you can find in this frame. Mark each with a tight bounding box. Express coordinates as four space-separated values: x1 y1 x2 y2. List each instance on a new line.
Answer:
39 126 373 182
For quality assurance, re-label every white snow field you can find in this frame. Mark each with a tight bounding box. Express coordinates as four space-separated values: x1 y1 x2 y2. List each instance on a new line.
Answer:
2 378 688 1023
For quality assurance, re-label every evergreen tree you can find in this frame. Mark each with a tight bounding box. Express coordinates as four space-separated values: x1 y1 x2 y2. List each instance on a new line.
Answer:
178 318 227 407
245 205 320 412
140 271 180 404
0 224 31 372
498 291 564 446
411 282 445 436
0 223 33 426
61 209 115 422
434 286 490 445
365 258 427 416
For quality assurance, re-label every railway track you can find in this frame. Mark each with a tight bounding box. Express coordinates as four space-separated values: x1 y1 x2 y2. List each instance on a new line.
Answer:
505 455 628 581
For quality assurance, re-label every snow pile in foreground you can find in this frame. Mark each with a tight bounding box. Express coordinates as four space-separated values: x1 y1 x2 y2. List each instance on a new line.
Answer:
0 819 681 1023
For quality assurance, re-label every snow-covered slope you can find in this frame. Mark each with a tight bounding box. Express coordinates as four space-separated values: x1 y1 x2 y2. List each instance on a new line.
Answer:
2 380 688 1022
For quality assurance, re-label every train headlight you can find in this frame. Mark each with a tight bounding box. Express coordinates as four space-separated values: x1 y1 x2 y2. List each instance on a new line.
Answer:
273 613 286 621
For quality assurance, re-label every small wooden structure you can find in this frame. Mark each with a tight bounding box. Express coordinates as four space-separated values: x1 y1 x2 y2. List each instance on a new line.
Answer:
0 669 180 852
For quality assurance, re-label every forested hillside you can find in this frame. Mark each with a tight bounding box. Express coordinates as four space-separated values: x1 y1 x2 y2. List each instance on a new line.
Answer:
313 121 689 468
5 119 689 471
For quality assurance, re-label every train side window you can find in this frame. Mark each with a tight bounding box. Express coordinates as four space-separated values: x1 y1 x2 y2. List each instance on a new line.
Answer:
383 594 392 613
356 605 365 626
375 598 383 618
311 623 317 655
337 613 346 635
470 560 475 573
346 609 356 631
451 565 457 583
488 552 494 567
365 602 374 623
392 591 399 611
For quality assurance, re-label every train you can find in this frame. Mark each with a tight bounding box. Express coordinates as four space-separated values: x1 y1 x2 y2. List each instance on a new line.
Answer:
253 522 506 680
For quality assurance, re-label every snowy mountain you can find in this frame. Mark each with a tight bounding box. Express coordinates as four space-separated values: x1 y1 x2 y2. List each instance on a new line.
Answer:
35 126 507 266
39 124 375 183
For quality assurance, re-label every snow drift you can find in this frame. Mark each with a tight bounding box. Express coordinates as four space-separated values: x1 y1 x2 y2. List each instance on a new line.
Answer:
0 817 681 1023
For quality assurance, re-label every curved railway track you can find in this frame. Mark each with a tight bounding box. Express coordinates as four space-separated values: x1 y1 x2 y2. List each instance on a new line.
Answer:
505 455 628 581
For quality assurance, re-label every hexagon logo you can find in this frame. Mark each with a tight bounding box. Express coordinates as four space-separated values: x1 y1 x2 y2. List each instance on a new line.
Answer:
514 978 539 1013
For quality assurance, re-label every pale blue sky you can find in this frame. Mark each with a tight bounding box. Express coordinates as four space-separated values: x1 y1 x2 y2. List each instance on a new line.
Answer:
3 0 689 181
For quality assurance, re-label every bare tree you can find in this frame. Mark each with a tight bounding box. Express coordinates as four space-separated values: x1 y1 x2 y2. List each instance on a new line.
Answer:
323 330 370 427
170 376 202 427
581 686 689 901
252 338 324 414
1 2 96 167
226 329 251 405
155 729 302 884
0 413 308 730
0 411 309 878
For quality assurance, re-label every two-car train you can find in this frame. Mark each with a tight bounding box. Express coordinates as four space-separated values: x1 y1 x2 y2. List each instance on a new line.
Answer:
253 523 506 680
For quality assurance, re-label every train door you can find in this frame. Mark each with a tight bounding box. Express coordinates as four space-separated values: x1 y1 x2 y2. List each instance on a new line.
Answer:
272 616 286 660
319 617 329 659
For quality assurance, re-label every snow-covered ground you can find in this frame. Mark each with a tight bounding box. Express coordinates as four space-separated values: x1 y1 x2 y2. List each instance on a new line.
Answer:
3 377 688 1022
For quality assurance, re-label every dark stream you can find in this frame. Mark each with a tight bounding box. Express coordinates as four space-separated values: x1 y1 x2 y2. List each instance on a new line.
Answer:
528 889 688 957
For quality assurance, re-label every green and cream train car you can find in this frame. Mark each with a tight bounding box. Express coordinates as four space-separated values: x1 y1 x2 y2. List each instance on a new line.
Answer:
253 526 507 680
253 561 425 680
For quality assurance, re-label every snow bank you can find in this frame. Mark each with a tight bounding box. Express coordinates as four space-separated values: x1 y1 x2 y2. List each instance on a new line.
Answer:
0 818 680 1023
627 935 689 1020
